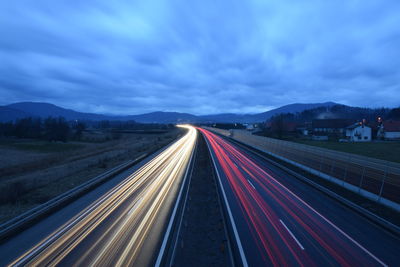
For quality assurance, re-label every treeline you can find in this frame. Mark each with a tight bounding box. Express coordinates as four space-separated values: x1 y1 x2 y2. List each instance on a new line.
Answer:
267 105 400 124
0 117 85 142
95 120 174 130
0 117 177 142
202 123 246 130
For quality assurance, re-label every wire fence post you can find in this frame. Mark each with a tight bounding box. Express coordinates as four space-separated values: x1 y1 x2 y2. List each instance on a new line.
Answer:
358 165 366 194
329 158 336 181
277 139 282 156
293 142 299 164
342 154 352 186
274 139 278 155
378 162 389 202
318 151 324 174
308 144 315 168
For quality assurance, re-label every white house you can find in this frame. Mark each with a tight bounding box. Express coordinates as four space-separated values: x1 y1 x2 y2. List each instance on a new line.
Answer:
377 120 400 140
244 123 254 131
345 123 371 142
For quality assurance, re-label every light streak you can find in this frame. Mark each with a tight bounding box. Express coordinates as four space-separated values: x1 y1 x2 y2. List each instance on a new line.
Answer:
9 125 197 267
199 127 386 267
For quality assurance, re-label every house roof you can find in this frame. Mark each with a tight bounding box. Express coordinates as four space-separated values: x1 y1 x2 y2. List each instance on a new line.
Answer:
346 123 370 129
312 119 355 129
346 123 362 129
383 120 400 132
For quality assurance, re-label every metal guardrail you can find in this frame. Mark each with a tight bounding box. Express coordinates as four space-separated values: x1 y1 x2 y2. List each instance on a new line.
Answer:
154 136 198 267
204 127 400 211
0 131 186 243
0 154 147 242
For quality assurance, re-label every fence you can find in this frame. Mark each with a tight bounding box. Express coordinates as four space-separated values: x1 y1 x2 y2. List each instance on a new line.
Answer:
203 127 400 211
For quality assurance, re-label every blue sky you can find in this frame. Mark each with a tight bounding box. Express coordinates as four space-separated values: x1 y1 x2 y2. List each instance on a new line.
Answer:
0 0 399 115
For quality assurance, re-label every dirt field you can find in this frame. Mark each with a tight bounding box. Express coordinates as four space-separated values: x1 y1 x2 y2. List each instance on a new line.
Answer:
0 128 183 223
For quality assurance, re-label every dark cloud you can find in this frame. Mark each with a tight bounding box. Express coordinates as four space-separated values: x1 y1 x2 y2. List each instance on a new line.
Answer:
0 0 399 115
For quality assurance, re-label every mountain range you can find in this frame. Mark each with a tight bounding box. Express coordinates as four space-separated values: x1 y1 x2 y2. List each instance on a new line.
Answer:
0 102 338 123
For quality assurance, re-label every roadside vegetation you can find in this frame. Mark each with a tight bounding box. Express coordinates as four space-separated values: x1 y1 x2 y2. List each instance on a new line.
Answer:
0 118 182 223
291 139 400 164
251 104 400 163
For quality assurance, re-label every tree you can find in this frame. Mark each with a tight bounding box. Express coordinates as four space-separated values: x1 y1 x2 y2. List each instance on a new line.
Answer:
388 107 400 119
0 122 14 137
44 117 70 142
14 117 42 138
74 121 86 140
271 114 284 139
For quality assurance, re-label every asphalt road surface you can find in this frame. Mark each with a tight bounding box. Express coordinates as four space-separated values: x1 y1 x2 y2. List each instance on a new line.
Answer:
199 127 400 267
2 125 196 267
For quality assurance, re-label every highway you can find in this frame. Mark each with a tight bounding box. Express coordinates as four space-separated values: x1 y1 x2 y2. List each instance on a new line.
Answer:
199 128 400 267
204 127 400 207
5 125 196 267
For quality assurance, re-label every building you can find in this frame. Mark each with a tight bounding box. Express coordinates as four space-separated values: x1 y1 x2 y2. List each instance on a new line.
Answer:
244 123 255 131
346 123 371 142
312 119 355 135
296 122 312 136
377 120 400 140
312 135 328 141
312 119 355 140
263 121 298 134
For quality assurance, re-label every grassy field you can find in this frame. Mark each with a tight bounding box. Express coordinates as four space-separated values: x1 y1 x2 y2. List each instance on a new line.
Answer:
293 140 400 163
0 128 183 223
0 142 85 153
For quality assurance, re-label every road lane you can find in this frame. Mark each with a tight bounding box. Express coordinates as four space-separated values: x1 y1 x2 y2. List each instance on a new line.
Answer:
199 128 398 266
7 125 197 267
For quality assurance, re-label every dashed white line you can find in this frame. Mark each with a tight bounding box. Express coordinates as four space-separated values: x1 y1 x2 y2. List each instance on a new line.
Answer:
240 146 388 266
247 179 256 190
279 219 305 250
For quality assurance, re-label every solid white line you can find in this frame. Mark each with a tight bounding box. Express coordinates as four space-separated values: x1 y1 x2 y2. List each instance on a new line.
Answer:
247 179 256 190
207 132 388 266
12 134 186 266
154 132 196 267
279 219 305 250
236 144 388 266
204 136 249 267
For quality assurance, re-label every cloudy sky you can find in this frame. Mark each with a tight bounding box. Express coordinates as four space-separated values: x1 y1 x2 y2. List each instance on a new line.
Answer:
1 0 399 115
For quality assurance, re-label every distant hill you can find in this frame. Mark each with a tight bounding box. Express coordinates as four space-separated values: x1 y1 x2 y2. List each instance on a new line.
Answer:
1 101 339 123
198 102 338 123
249 102 337 122
123 111 198 124
199 113 250 123
0 106 32 122
1 102 201 123
6 102 109 121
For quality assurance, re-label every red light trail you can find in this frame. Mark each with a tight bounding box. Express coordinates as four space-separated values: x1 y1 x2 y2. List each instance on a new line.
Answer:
199 127 386 267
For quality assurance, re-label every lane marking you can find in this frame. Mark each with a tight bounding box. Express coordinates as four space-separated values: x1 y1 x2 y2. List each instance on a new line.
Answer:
154 128 197 267
279 219 305 250
203 134 249 267
228 138 388 267
12 126 194 266
247 179 256 190
203 130 388 267
128 197 143 215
